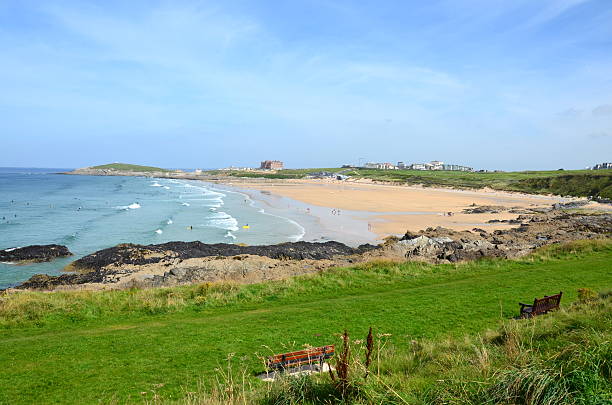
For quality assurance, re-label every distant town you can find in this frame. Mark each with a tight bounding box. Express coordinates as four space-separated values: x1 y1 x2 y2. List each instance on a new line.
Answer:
217 160 475 172
213 160 611 173
346 160 474 171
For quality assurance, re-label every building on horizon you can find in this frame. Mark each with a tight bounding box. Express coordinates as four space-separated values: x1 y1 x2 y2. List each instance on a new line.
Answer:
219 166 254 171
442 164 473 172
592 162 611 170
429 161 444 170
363 162 396 170
407 161 473 172
260 160 284 170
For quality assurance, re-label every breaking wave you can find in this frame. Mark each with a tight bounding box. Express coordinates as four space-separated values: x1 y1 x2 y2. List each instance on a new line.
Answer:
206 211 239 231
115 202 141 210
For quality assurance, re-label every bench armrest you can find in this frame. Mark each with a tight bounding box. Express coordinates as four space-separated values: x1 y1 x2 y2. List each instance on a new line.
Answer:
519 302 533 308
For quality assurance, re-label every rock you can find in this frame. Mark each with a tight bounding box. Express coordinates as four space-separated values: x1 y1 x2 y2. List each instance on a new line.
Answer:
552 201 588 210
70 241 380 272
16 270 106 290
462 205 505 214
394 212 611 264
0 244 72 263
397 236 499 263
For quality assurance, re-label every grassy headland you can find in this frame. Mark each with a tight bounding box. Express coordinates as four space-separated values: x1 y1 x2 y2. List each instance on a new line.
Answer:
90 163 172 172
1 240 610 403
208 168 612 199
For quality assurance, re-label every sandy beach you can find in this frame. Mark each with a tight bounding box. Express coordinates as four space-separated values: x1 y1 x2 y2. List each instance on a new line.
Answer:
214 178 581 241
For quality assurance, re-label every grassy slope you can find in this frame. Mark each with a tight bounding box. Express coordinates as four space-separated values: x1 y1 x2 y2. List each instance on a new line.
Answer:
206 168 612 199
0 241 611 403
259 292 612 404
90 163 171 172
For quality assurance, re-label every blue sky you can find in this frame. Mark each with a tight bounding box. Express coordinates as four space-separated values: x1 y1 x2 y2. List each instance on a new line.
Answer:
0 0 611 170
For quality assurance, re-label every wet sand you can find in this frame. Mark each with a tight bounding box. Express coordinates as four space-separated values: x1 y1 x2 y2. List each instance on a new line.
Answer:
214 178 575 240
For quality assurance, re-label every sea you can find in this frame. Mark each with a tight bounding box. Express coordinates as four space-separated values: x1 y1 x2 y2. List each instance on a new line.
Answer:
0 168 305 289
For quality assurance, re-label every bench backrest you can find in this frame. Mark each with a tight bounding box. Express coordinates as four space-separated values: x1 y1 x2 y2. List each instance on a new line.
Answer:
267 345 335 370
532 292 562 314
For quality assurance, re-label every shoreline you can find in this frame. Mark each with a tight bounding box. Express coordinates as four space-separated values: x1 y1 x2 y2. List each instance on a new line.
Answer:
209 177 598 239
210 182 379 246
60 169 611 243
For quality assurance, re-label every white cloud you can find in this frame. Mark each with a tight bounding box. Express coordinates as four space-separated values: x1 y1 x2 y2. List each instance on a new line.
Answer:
523 0 592 28
592 104 612 116
587 131 611 138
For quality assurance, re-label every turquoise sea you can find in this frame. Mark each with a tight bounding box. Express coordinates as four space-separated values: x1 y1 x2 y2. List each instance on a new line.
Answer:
0 168 305 289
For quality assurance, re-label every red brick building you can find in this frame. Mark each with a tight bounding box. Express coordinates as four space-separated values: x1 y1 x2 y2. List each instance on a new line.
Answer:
260 160 284 170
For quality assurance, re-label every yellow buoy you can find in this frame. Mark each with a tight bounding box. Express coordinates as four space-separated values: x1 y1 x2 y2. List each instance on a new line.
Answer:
242 225 250 229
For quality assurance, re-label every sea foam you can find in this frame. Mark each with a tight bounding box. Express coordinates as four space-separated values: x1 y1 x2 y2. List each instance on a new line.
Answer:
115 202 141 210
206 211 239 231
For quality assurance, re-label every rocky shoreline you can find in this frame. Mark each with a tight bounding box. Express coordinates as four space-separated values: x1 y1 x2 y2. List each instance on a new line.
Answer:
0 245 72 264
14 242 378 290
6 206 611 292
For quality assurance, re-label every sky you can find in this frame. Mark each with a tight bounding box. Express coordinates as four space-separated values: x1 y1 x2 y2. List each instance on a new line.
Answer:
0 0 611 170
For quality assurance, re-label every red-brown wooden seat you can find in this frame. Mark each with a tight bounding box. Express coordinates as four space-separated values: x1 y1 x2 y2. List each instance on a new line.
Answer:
519 292 562 318
266 345 335 371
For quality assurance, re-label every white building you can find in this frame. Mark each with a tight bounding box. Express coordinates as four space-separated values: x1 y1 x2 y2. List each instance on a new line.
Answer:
407 161 473 171
429 161 444 170
363 162 396 170
592 162 611 170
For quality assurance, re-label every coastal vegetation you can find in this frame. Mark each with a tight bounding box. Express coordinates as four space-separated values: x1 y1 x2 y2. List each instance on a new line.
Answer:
90 163 172 172
78 163 612 199
211 168 612 199
1 240 610 403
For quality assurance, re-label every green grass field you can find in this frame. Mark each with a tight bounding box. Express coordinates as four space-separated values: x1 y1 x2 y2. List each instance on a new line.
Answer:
208 167 612 199
1 241 611 404
90 163 171 173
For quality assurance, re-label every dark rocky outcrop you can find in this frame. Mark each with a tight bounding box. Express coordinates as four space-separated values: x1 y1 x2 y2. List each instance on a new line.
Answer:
16 271 106 290
13 241 379 290
0 244 72 263
70 241 378 272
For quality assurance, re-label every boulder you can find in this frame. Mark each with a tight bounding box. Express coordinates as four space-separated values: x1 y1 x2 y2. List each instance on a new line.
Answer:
0 244 72 263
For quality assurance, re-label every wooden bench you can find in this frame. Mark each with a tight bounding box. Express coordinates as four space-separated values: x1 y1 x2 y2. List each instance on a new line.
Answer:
519 292 562 318
266 345 335 371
